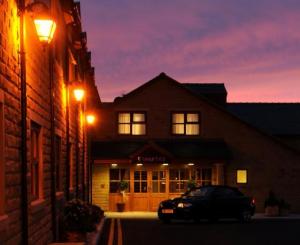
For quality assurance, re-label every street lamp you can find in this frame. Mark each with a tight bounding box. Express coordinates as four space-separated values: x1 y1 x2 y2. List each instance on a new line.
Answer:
27 1 57 44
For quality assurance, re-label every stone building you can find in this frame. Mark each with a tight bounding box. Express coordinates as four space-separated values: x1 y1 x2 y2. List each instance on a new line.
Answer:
0 0 99 244
91 73 300 213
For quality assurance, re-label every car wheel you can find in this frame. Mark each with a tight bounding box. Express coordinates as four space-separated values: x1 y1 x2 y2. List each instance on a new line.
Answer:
239 209 252 223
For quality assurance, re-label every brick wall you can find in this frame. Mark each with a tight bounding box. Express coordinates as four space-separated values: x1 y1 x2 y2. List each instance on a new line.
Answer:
0 0 98 244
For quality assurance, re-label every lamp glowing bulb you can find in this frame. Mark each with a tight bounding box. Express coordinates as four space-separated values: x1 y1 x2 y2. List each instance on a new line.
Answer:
73 88 85 102
86 114 96 125
34 19 56 44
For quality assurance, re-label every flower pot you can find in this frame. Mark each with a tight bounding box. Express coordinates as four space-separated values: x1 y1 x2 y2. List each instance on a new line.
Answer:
116 202 125 212
265 206 279 216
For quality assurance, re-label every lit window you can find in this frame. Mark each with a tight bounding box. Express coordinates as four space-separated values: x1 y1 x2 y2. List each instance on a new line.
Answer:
237 170 247 184
0 101 4 215
169 169 189 193
118 112 146 135
172 112 200 135
30 122 43 201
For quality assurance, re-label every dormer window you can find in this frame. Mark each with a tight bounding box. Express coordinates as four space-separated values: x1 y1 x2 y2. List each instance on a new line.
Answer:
172 112 200 135
118 112 146 135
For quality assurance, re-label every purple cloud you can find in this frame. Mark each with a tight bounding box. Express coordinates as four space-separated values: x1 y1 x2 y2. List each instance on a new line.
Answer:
81 0 300 102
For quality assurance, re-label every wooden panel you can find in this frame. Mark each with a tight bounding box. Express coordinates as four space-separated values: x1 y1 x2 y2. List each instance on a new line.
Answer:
92 165 109 210
131 194 149 211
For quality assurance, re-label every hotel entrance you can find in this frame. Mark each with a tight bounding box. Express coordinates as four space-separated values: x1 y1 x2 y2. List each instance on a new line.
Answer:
107 164 217 211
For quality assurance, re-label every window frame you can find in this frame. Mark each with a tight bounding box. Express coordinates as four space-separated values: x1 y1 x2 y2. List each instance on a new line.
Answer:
134 170 148 193
117 111 147 136
171 112 201 136
30 121 43 202
109 168 130 193
169 168 189 193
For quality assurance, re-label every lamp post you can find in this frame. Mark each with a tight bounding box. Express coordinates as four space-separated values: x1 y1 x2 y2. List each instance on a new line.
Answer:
19 1 56 244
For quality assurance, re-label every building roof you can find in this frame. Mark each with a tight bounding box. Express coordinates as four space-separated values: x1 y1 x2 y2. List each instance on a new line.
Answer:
91 139 231 160
227 103 300 136
183 83 227 95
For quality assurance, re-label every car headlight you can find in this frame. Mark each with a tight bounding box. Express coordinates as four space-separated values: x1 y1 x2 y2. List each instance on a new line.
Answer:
177 202 192 208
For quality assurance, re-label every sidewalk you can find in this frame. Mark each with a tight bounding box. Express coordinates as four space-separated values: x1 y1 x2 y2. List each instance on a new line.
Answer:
105 211 300 220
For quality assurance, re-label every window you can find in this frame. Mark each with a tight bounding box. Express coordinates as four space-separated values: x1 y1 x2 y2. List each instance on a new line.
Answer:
118 112 146 135
109 168 130 193
237 170 247 184
172 113 200 135
152 171 166 193
169 169 189 193
194 168 212 186
55 135 62 191
0 101 5 215
30 122 42 201
134 170 147 193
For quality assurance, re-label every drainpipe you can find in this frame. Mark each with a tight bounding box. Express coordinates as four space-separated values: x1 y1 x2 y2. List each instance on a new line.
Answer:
65 55 70 201
49 42 57 240
19 0 29 244
75 103 80 199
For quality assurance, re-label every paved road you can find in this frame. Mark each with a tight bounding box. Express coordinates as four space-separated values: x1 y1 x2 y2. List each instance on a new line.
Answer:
99 218 300 245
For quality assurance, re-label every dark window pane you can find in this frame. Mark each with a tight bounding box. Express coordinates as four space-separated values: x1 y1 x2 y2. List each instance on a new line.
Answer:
141 171 147 180
152 182 158 193
110 182 119 193
134 182 140 192
141 182 147 193
152 171 158 180
110 169 119 180
134 171 140 180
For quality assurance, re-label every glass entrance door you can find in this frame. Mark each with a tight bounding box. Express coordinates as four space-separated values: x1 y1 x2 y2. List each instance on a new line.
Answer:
149 170 168 211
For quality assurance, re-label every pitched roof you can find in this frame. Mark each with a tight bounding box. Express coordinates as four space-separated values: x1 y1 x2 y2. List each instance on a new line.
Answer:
183 83 227 95
227 103 300 136
91 139 231 160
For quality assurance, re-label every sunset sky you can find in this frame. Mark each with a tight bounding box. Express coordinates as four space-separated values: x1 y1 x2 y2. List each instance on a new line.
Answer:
81 0 300 102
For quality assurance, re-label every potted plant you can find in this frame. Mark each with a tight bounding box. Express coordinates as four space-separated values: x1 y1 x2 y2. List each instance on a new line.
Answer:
116 180 129 212
264 191 280 216
63 199 104 242
187 179 197 191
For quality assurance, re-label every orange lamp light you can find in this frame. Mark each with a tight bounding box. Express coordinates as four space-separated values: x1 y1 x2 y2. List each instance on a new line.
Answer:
73 88 85 102
86 114 96 125
33 19 56 44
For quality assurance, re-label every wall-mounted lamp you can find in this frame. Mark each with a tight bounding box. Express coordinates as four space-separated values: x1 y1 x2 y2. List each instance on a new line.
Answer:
188 163 195 166
86 114 96 125
26 1 57 44
162 163 169 166
136 163 143 166
73 87 85 102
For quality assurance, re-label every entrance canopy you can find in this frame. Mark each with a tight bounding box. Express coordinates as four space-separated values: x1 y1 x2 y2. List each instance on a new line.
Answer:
91 139 231 162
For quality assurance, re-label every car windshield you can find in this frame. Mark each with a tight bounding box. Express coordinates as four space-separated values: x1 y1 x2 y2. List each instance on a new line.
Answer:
185 187 214 197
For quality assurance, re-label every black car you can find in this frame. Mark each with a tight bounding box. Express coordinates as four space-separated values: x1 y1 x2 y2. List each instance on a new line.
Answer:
158 185 255 223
